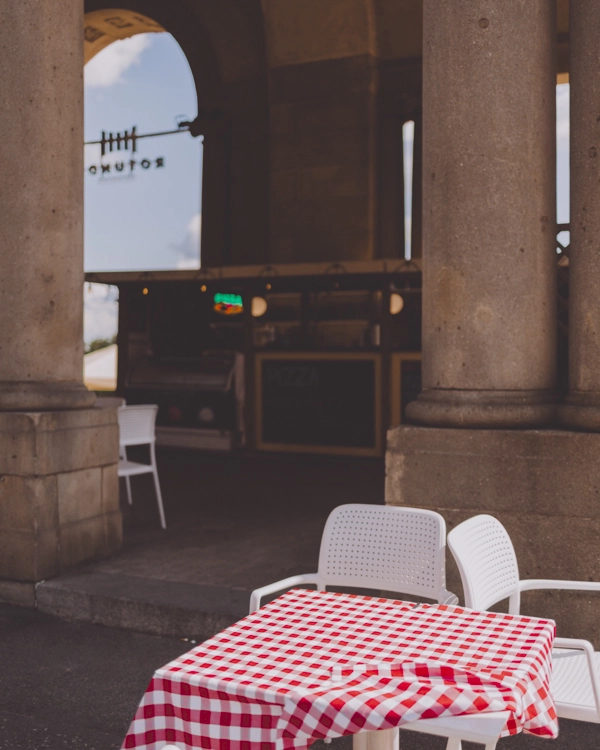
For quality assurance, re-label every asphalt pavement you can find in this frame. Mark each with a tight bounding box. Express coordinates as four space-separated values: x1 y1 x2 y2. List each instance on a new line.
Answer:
1 602 599 750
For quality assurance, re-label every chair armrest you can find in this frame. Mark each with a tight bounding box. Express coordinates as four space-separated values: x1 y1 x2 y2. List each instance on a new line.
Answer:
439 590 459 606
519 579 600 594
249 574 321 613
554 637 600 721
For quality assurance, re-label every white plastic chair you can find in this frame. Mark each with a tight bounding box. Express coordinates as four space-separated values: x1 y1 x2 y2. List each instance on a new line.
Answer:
118 405 166 530
250 504 457 613
448 514 600 727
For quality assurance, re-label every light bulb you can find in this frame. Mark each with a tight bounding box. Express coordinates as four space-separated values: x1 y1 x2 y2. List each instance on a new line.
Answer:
251 297 268 317
390 293 404 315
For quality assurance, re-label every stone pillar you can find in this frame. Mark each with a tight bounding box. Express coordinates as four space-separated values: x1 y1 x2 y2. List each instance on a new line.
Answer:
0 0 121 595
407 1 557 428
0 0 94 411
559 3 600 430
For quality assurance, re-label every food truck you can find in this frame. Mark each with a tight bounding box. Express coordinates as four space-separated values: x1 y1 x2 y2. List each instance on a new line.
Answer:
85 259 422 457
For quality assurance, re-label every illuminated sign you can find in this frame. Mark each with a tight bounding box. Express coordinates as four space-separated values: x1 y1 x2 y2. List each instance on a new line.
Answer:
213 293 243 316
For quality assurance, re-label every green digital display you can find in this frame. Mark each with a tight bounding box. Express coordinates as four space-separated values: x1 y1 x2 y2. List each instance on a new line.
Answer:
213 292 243 316
214 293 243 307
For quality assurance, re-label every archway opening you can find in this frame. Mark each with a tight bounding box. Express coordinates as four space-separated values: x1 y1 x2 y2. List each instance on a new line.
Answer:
83 9 202 386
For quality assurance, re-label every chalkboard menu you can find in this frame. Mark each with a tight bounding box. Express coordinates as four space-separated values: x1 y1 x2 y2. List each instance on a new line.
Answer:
258 355 379 454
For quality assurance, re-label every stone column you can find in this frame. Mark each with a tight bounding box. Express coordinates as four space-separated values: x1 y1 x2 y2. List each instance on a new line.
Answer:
559 3 600 430
0 0 94 411
0 0 121 596
407 1 557 428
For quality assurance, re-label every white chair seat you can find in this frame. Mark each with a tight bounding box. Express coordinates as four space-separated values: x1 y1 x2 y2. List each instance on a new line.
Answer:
118 459 154 477
552 648 600 722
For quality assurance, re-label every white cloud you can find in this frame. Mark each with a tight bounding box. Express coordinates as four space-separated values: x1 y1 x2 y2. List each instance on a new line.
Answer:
176 257 202 270
85 34 153 88
83 283 119 344
171 213 201 269
187 213 201 239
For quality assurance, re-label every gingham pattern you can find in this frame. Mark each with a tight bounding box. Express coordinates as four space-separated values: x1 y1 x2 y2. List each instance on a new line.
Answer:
122 589 557 750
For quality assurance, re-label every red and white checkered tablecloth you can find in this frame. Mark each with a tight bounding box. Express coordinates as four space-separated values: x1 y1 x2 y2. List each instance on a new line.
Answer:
122 589 557 750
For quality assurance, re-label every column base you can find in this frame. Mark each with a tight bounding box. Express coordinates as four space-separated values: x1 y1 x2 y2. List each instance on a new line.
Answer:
0 381 96 411
0 407 121 582
406 389 557 428
386 425 600 646
559 392 600 432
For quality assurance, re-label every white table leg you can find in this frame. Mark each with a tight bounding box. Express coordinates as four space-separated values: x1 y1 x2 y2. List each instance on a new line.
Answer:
353 732 369 750
445 738 462 750
354 728 399 750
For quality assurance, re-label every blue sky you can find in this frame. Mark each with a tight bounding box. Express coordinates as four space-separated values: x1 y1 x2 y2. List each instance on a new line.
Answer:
84 32 202 273
84 32 202 344
556 83 569 225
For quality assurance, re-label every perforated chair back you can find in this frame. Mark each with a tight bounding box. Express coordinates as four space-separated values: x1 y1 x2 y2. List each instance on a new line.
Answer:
117 405 158 447
447 514 520 611
317 504 454 603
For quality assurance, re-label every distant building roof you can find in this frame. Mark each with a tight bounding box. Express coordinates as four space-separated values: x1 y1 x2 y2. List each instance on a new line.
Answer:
84 344 117 391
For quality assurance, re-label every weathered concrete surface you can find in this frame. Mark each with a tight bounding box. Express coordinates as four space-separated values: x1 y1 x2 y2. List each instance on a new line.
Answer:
0 2 115 585
36 570 242 641
409 0 557 427
0 408 121 581
0 0 93 410
386 426 600 645
561 2 600 431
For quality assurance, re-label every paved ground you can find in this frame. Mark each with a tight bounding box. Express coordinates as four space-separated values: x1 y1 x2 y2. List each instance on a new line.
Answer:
1 602 597 750
0 602 183 750
37 450 387 637
4 451 600 748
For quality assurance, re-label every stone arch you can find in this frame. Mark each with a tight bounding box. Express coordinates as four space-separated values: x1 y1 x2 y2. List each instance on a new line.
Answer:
84 9 166 64
84 0 269 266
261 0 377 68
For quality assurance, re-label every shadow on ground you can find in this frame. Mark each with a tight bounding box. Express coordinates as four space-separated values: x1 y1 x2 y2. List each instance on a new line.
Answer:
120 448 386 587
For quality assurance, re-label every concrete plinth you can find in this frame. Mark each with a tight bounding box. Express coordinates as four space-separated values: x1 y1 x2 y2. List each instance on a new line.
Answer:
386 426 600 645
0 408 121 584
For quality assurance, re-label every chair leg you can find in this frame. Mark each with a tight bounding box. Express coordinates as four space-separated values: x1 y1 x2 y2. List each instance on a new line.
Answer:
151 444 167 529
125 476 133 506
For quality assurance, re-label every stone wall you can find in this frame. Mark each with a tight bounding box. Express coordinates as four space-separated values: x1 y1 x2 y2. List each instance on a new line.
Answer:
386 425 600 645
